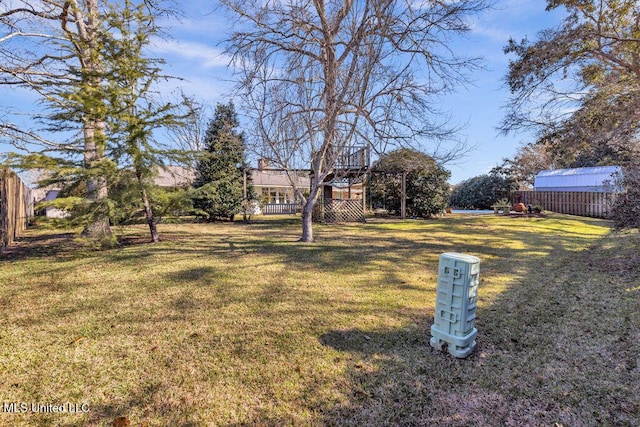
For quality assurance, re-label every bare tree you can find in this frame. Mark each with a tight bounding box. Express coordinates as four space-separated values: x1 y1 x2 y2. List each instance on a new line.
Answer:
167 92 211 173
222 0 488 242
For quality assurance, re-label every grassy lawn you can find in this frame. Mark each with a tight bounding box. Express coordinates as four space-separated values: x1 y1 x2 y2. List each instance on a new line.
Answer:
0 213 638 426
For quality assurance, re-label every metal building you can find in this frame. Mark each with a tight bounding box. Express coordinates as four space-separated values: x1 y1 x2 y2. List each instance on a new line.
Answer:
534 166 621 193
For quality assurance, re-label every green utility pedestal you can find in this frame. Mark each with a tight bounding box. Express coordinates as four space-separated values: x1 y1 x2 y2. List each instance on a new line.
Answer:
430 252 480 358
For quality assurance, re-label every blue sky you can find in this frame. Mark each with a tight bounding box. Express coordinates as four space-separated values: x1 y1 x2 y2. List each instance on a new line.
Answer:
152 0 566 184
1 0 565 185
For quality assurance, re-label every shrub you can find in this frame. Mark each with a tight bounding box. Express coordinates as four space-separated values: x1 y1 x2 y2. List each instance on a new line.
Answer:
609 162 640 230
449 172 517 209
369 149 451 217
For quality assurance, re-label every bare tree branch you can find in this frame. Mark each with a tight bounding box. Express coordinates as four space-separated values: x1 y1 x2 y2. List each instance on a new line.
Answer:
223 0 488 241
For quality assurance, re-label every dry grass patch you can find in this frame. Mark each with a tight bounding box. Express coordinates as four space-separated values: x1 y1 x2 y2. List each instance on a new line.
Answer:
0 214 637 426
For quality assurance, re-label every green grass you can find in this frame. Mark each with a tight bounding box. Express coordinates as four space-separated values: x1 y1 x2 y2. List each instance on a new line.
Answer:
0 213 638 426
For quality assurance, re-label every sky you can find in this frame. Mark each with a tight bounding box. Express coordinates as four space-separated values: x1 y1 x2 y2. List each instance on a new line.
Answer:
151 0 566 184
1 0 566 185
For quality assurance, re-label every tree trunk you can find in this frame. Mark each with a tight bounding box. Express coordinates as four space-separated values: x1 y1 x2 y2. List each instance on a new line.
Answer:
76 0 111 238
300 202 315 242
141 186 159 243
299 183 321 242
82 118 111 237
132 164 159 243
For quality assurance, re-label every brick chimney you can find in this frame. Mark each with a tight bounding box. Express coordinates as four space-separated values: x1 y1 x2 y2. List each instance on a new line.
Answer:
258 158 270 170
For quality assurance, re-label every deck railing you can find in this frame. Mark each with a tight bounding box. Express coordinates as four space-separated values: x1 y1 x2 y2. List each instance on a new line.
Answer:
262 203 300 215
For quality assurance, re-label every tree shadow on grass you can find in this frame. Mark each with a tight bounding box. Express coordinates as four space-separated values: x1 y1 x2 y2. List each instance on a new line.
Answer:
166 266 219 284
0 231 78 261
320 327 428 358
316 234 640 426
84 381 202 427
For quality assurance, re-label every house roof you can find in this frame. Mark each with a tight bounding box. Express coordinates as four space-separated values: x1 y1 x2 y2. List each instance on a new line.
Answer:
535 166 621 178
251 169 310 188
534 166 621 192
154 165 195 188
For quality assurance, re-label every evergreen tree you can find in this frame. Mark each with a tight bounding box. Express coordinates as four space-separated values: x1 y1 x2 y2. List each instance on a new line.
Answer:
370 149 451 217
1 0 182 242
102 0 188 242
1 0 113 238
192 103 247 221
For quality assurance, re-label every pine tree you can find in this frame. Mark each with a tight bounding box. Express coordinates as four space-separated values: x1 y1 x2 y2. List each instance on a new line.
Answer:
1 0 184 243
192 103 247 221
102 0 188 242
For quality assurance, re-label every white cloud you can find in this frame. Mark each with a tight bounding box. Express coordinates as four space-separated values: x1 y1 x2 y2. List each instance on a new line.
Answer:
474 0 565 40
152 38 232 70
469 20 513 43
154 74 235 106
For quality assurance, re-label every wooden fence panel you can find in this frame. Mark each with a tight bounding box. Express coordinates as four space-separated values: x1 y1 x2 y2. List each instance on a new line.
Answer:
1 168 33 249
514 191 615 218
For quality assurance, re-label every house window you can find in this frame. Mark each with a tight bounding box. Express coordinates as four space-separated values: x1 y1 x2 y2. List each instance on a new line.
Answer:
260 187 301 204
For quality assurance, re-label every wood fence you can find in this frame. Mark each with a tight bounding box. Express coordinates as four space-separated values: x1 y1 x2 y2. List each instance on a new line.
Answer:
1 168 33 249
513 191 616 218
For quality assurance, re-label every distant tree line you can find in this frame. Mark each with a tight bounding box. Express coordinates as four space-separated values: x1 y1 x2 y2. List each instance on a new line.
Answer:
449 170 517 210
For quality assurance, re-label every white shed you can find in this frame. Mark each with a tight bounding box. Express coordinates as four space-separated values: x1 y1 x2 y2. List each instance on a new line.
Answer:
534 166 621 193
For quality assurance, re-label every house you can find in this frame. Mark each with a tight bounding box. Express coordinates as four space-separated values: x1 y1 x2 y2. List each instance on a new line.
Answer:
154 165 195 188
534 166 621 192
34 188 69 219
252 160 310 205
251 159 310 214
250 159 368 217
32 165 195 218
31 160 364 218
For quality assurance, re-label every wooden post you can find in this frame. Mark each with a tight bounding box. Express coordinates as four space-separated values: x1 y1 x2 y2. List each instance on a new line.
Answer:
243 168 247 201
401 171 406 220
242 167 248 222
362 174 367 222
323 183 333 201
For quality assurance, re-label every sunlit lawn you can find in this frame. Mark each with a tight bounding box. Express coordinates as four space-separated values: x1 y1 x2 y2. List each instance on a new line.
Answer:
0 213 638 426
